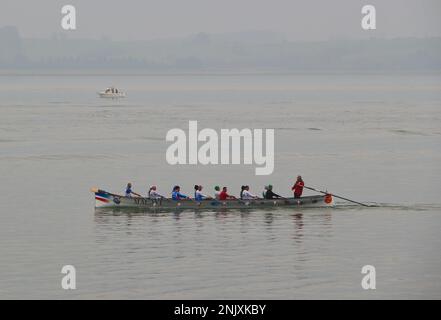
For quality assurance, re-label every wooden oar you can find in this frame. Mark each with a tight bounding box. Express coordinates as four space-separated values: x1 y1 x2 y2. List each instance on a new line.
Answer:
304 186 370 207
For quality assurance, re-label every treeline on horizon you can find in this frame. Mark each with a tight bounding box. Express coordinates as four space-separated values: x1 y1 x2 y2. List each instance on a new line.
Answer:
1 26 441 73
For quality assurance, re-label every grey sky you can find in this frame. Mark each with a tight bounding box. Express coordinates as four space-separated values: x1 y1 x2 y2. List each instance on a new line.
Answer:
2 0 441 40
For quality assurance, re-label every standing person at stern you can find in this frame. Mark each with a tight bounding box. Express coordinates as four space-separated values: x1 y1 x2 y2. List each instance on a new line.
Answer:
292 176 304 198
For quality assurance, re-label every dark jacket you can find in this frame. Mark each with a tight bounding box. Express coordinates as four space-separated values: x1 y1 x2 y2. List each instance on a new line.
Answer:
265 189 282 199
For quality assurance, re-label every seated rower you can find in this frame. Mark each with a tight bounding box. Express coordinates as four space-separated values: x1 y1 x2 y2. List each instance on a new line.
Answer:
194 185 212 201
172 186 190 200
240 185 246 199
262 185 268 198
125 183 141 197
148 185 164 199
265 184 282 199
214 186 221 200
292 175 305 198
219 187 236 200
241 185 259 200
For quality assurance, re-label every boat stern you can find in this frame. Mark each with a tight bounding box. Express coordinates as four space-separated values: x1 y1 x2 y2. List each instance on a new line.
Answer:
323 193 334 206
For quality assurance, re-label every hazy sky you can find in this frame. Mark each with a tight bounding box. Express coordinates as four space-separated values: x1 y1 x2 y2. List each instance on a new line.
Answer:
2 0 441 40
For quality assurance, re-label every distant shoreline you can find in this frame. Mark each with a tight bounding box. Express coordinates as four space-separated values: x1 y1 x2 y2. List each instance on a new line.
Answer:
1 70 441 76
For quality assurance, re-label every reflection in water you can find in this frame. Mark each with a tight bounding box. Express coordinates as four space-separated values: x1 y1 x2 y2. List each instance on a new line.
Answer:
93 208 335 248
292 212 304 243
264 212 274 225
92 207 345 298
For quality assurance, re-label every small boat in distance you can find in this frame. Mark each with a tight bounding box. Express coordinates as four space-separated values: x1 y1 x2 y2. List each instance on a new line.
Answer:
98 87 126 98
91 188 334 210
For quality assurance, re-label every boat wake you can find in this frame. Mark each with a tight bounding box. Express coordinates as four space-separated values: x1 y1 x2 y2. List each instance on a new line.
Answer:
331 201 441 212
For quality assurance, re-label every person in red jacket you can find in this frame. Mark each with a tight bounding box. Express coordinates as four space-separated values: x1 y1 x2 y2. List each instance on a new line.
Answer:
219 187 236 200
292 176 304 198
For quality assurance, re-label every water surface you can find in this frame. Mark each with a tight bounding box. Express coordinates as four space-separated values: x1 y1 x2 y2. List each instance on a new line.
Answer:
0 74 440 299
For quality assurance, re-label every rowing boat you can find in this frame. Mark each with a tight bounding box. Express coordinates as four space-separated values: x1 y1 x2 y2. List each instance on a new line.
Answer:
92 188 334 210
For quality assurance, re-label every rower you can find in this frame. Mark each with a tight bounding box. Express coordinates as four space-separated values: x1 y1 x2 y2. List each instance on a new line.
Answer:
148 185 164 199
241 185 259 200
219 187 236 200
194 185 211 201
265 184 282 199
125 183 141 197
240 185 246 199
172 186 190 200
292 175 305 198
262 185 268 198
194 185 199 197
214 186 221 200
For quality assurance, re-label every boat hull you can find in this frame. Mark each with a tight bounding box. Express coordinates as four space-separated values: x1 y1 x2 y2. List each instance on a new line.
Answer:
93 189 334 210
98 92 126 98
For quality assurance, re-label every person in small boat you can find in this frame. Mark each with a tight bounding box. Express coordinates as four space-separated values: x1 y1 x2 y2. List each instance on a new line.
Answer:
172 185 190 200
125 183 141 197
241 185 259 200
219 187 236 200
292 175 305 198
214 186 221 200
265 184 283 199
194 185 212 201
148 185 164 199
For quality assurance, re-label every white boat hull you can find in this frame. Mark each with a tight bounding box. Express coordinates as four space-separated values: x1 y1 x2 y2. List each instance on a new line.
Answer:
98 92 126 98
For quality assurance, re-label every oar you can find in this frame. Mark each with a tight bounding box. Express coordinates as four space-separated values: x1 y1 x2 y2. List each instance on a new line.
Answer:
128 190 142 197
304 186 370 207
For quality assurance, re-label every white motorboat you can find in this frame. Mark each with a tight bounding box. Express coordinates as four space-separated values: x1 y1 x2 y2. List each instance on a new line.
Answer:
98 87 126 98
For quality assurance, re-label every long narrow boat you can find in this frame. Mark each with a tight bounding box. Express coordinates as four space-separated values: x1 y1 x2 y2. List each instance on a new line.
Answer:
92 188 334 210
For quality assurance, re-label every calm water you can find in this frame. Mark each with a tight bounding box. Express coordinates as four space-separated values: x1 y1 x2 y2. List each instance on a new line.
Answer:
0 73 440 299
